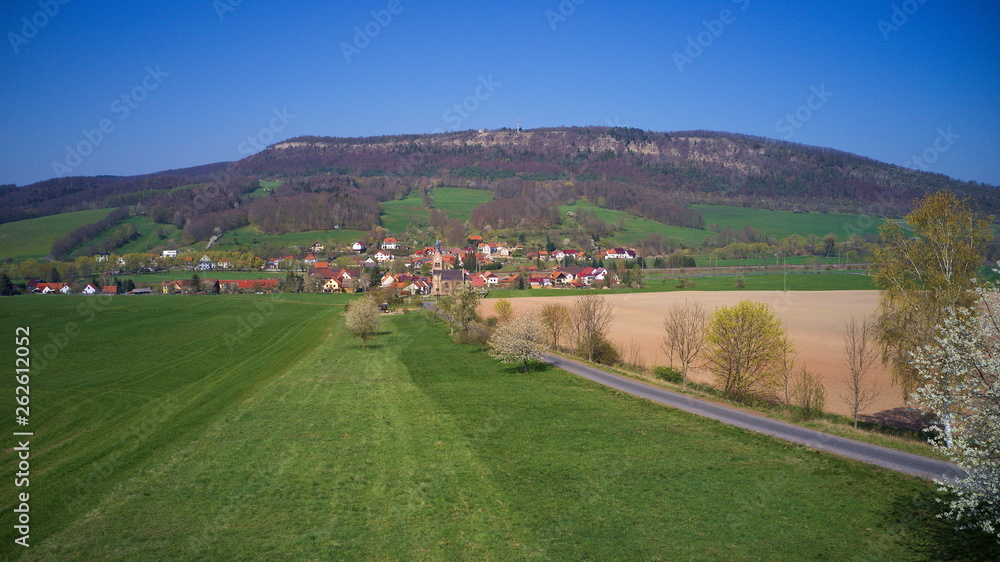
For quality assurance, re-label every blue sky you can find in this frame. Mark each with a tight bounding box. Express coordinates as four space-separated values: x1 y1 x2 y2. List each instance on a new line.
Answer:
1 0 998 186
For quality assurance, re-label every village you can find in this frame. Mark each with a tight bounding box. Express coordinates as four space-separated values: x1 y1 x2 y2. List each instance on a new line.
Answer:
20 235 641 297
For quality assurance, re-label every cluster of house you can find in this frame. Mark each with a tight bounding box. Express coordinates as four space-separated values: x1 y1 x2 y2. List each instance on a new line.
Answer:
25 281 154 295
29 237 637 296
159 278 279 294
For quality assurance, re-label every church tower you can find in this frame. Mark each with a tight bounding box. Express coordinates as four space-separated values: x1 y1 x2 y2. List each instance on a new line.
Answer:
432 239 444 272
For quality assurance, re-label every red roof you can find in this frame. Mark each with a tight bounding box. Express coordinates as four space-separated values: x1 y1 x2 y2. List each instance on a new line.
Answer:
229 279 277 290
103 285 117 293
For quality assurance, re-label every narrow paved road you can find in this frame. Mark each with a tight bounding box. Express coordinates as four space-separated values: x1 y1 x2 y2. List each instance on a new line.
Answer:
544 353 963 481
422 301 963 481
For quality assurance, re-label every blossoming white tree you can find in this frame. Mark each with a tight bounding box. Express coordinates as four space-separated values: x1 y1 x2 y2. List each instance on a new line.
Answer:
488 311 547 371
911 285 1000 539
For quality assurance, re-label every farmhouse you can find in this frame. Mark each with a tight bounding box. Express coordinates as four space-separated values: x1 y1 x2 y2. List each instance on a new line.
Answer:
221 279 278 294
35 282 71 294
81 283 100 294
163 279 220 294
161 250 178 258
309 267 359 293
381 237 399 250
351 241 366 253
603 248 637 260
309 241 325 253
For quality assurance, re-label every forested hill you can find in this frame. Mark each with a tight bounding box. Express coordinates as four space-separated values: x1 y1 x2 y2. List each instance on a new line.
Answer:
2 127 995 244
234 127 996 214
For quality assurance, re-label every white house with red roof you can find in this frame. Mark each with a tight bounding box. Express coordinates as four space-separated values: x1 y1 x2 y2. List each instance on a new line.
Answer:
603 248 637 260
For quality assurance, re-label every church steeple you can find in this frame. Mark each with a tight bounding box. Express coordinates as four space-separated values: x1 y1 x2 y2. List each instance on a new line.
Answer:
432 239 444 271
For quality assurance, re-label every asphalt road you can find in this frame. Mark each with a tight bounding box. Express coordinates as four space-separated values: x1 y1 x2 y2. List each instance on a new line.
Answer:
544 353 964 482
421 301 963 481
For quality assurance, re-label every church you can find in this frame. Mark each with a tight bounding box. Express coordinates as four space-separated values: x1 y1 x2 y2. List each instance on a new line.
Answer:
431 241 470 296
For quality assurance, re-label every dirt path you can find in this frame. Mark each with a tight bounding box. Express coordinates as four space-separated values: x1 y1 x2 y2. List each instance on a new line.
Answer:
481 291 906 419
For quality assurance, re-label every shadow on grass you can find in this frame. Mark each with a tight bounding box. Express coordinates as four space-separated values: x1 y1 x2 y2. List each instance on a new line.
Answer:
498 360 554 374
887 489 1000 560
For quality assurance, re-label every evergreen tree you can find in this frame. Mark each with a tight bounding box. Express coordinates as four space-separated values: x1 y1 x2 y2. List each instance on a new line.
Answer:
0 273 16 296
47 266 61 283
189 272 201 294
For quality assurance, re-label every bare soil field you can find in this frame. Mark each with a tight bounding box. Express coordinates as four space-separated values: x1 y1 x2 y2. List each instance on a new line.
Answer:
481 291 906 419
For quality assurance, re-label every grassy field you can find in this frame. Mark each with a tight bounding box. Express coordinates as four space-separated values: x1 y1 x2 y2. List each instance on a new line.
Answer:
431 187 492 223
558 199 712 246
381 187 493 233
0 209 114 260
3 297 996 558
129 271 285 284
489 272 875 298
694 255 849 268
694 205 885 239
380 190 429 233
211 226 365 251
72 215 182 257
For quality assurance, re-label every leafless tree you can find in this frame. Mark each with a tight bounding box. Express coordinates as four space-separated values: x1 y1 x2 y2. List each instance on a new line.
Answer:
793 367 826 420
842 315 881 427
777 351 797 407
571 294 615 362
661 299 708 384
539 303 571 349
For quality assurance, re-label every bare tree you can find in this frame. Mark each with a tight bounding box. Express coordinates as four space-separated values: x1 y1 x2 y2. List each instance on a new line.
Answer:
345 295 382 348
661 299 708 384
539 303 571 349
777 351 797 407
571 294 615 362
793 367 826 420
488 312 547 371
841 316 881 427
619 340 646 371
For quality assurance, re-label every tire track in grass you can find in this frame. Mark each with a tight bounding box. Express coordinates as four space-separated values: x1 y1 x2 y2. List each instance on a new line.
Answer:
26 313 536 559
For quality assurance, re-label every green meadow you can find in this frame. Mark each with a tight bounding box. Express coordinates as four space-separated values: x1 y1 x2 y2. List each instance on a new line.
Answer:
381 187 493 232
2 296 996 559
0 209 113 260
694 205 885 239
489 272 876 298
211 226 366 251
558 199 712 246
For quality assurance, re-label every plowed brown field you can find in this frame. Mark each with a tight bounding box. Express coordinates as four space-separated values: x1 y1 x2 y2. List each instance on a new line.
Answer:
481 291 907 418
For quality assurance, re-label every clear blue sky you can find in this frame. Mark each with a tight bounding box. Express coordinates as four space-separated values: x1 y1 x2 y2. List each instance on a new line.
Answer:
2 0 998 186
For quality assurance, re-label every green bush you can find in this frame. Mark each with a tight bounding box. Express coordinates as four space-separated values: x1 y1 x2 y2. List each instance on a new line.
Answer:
583 337 620 366
654 366 683 384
